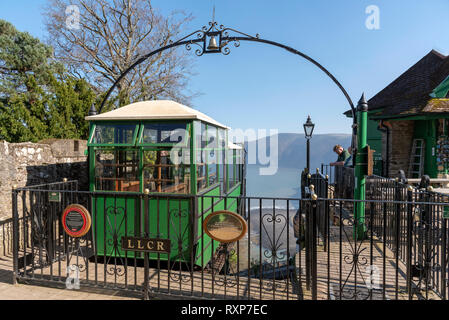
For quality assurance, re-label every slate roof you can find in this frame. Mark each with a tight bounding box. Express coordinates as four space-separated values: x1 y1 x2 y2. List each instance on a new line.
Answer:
345 50 449 119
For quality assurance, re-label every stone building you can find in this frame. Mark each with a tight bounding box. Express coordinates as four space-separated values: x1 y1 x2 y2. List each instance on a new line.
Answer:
346 50 449 178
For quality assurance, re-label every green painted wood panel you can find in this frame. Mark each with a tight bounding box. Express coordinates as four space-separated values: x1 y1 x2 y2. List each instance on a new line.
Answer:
92 195 141 259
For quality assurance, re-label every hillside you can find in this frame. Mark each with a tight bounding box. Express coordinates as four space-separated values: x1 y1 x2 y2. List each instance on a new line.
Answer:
245 133 352 171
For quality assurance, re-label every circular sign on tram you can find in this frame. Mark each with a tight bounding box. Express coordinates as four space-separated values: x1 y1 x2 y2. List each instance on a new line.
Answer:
203 210 247 243
62 204 92 238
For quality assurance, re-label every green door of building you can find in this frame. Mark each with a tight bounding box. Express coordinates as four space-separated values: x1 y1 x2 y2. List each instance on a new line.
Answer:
413 120 437 178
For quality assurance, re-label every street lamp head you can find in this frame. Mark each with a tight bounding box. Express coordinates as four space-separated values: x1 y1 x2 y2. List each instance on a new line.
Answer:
303 115 315 139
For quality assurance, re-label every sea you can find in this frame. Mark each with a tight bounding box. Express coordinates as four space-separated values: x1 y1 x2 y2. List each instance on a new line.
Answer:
240 165 300 272
246 165 301 199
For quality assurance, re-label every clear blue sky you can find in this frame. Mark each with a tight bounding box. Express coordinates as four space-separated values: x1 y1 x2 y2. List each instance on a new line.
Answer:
1 0 449 135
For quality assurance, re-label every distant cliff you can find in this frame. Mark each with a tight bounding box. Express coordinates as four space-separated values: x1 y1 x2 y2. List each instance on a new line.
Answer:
245 133 352 170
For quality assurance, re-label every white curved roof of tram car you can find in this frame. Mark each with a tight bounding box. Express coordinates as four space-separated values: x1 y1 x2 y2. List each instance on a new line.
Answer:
85 100 228 129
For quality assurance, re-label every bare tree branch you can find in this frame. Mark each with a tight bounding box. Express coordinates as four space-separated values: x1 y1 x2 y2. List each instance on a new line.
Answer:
44 0 196 108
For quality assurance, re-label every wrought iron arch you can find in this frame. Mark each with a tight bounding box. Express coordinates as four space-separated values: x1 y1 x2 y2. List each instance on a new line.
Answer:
96 21 357 148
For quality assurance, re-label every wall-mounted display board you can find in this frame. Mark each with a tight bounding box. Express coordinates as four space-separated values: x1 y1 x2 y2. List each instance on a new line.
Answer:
436 135 449 174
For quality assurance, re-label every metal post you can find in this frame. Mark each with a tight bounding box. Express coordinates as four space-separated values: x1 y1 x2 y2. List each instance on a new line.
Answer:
307 138 310 173
394 181 401 299
406 186 413 299
311 197 318 300
324 175 329 252
442 198 447 300
12 188 19 285
305 200 311 291
354 94 368 239
424 191 431 298
143 191 150 300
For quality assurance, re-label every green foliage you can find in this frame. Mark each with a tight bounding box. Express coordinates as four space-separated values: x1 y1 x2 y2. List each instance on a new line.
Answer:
0 19 95 142
47 74 95 140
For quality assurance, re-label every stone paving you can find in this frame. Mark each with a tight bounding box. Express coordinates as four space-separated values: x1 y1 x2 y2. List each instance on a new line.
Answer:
0 254 137 300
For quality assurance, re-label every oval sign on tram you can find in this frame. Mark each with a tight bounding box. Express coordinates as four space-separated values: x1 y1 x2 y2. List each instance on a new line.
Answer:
62 204 92 238
203 210 247 243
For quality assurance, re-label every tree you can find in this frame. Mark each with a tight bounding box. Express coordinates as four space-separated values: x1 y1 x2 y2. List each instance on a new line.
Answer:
0 19 95 142
46 73 96 140
44 0 196 109
0 20 61 94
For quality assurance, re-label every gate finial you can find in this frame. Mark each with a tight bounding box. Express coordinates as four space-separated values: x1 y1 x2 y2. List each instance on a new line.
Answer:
357 93 368 112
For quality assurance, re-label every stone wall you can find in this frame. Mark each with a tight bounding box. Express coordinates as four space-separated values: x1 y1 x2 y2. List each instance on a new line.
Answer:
381 120 415 178
0 139 88 219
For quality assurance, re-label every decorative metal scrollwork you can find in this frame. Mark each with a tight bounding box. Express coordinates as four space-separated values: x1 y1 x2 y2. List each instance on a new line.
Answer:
214 245 238 288
28 194 55 269
262 213 288 263
170 20 260 57
338 216 373 300
66 237 89 273
168 208 192 282
104 206 127 276
169 271 191 283
256 212 290 292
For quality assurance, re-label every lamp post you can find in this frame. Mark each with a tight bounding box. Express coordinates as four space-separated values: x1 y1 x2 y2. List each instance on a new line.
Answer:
303 116 315 173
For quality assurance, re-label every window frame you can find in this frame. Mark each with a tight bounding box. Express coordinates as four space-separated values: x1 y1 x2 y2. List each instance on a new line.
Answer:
87 122 140 147
196 123 222 192
137 121 191 148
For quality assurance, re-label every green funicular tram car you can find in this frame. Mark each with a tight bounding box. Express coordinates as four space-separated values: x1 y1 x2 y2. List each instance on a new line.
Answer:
86 100 246 269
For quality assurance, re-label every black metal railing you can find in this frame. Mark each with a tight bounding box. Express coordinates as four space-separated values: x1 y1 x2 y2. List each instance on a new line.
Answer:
321 159 384 184
295 171 449 300
320 164 354 199
12 181 301 300
321 164 334 185
307 172 329 250
302 194 449 300
366 175 449 300
11 177 449 300
0 218 13 257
